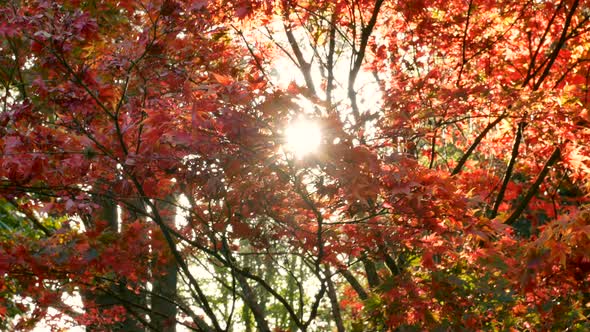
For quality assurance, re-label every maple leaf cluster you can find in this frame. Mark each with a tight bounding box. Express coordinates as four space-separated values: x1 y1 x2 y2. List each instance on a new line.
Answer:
1 0 589 331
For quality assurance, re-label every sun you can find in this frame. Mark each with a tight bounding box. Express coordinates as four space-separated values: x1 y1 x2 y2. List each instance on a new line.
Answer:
285 118 322 158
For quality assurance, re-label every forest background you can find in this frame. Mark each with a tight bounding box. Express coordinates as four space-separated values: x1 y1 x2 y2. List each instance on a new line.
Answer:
1 0 590 331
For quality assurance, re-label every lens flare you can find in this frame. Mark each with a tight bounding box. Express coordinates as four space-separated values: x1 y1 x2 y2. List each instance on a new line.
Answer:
285 118 322 158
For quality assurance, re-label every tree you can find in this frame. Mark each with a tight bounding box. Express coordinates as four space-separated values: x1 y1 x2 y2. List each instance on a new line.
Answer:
1 0 589 330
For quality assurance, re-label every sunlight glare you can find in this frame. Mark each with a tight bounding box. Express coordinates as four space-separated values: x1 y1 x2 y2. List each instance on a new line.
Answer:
285 118 322 158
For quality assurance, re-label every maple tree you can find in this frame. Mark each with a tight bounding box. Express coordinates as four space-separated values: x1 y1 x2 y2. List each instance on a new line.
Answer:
1 0 590 331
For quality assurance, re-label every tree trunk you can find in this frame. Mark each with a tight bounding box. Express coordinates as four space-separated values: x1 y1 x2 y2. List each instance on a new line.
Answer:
150 197 178 332
83 195 118 331
117 198 148 332
83 195 145 331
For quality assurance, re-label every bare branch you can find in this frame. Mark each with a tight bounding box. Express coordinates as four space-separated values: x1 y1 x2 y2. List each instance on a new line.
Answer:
505 147 561 225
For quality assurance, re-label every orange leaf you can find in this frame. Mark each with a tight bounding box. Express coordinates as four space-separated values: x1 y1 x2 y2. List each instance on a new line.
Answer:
211 73 234 86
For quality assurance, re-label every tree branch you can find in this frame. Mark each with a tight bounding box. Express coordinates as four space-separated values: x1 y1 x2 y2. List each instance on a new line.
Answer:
284 23 317 95
451 112 507 175
348 0 385 125
491 121 525 218
456 0 474 87
326 11 337 107
505 147 561 225
532 0 579 90
325 267 345 332
341 270 368 300
5 197 52 236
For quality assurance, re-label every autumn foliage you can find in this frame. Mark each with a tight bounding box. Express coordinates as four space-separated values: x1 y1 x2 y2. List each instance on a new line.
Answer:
1 0 590 330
